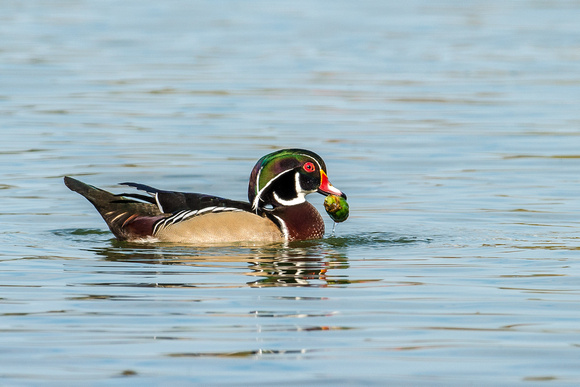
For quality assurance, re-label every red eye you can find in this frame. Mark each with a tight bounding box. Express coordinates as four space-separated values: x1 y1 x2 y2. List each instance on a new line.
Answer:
303 162 316 173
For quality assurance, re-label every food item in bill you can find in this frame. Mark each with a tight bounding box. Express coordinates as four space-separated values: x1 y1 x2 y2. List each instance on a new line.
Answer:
324 195 349 223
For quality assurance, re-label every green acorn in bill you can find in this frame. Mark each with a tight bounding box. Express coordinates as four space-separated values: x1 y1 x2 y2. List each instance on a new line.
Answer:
324 194 349 223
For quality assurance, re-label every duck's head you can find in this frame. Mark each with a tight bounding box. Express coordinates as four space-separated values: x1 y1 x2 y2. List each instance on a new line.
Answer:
248 149 346 211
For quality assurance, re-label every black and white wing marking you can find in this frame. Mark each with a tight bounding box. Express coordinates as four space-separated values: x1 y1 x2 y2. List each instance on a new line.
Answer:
152 206 246 235
120 182 254 214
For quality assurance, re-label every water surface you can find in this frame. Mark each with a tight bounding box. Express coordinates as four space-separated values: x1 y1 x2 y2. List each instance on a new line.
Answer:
2 0 580 385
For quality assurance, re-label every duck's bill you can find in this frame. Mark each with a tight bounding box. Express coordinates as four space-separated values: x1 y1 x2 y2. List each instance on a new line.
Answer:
318 170 347 199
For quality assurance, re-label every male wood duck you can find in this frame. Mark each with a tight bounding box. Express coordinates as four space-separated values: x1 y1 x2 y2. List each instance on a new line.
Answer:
64 149 347 244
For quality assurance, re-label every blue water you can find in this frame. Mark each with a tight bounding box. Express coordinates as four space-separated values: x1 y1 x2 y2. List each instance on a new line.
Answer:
2 0 580 385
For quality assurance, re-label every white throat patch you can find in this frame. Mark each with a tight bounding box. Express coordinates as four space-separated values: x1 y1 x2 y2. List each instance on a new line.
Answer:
272 171 311 206
273 192 306 206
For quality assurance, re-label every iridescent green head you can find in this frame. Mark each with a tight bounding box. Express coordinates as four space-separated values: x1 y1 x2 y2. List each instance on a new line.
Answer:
248 148 346 210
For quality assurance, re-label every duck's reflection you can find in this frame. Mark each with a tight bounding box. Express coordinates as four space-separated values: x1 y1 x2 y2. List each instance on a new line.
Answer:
92 239 350 287
247 249 349 287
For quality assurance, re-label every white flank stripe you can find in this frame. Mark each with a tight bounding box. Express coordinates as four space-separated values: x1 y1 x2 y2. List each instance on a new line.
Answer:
182 210 199 220
170 210 189 224
153 207 245 235
271 214 289 240
197 206 217 215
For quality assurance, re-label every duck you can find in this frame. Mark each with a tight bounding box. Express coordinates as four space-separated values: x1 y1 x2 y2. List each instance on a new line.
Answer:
64 148 347 244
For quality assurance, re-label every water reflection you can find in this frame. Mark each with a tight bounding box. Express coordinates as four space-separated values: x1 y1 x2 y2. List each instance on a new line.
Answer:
90 239 351 287
84 232 422 288
82 230 430 288
246 249 349 287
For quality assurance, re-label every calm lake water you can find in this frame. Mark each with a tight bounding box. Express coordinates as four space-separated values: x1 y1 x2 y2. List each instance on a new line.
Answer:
2 0 580 385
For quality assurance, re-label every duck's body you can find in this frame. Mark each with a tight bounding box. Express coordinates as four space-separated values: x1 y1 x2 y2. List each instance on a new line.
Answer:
64 149 346 244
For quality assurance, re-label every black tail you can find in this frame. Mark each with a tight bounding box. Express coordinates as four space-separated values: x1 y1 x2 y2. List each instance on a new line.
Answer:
64 176 162 240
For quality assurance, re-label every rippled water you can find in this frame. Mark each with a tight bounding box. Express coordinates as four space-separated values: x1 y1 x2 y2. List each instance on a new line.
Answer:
2 0 580 385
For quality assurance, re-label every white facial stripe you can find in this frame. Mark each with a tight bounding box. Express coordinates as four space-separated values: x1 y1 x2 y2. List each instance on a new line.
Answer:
294 153 327 193
295 170 318 195
294 171 302 194
252 169 293 211
295 153 323 173
271 173 310 206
